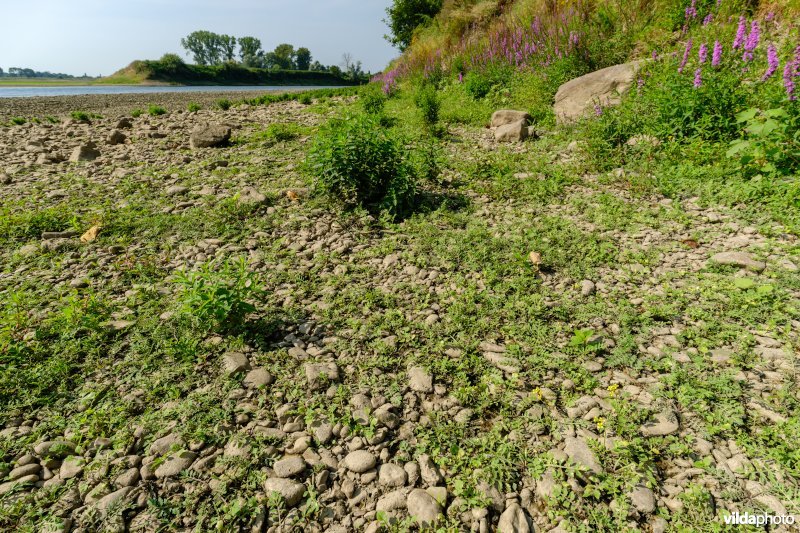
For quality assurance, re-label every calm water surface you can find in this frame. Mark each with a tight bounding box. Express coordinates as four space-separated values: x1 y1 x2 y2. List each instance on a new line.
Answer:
0 85 342 98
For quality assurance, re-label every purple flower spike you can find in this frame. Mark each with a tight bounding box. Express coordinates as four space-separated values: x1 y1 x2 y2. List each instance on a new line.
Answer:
694 68 702 88
762 44 779 81
744 21 760 54
784 62 796 100
712 40 723 67
703 13 713 26
699 43 709 63
679 39 692 73
733 17 747 49
594 103 603 116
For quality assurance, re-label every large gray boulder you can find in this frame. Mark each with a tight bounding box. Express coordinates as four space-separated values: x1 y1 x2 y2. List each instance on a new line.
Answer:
190 124 231 149
554 61 643 123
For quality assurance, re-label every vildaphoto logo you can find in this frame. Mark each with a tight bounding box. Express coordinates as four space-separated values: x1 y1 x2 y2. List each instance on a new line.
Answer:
723 512 796 526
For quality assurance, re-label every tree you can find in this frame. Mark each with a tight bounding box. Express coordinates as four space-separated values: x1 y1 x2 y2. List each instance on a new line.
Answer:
181 30 226 65
295 47 312 70
238 36 264 67
384 0 443 51
310 61 326 72
159 53 185 75
271 43 296 69
219 35 237 62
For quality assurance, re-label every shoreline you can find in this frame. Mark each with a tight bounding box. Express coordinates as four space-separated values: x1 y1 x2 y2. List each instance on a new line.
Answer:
0 88 322 122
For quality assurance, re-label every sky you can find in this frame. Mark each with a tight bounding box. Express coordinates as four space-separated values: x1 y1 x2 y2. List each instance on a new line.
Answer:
0 0 398 76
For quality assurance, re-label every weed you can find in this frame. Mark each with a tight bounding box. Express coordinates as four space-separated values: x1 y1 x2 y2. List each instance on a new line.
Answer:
148 105 167 116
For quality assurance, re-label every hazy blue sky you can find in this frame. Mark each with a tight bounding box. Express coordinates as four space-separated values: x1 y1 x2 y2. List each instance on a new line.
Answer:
1 0 397 76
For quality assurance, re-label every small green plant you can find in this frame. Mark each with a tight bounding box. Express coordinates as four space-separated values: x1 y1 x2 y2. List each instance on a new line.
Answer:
414 83 441 131
148 105 167 116
131 109 144 118
44 116 59 124
727 107 800 177
10 117 26 125
216 98 232 111
299 94 313 105
360 86 387 115
187 102 201 113
70 111 90 122
173 257 263 333
306 113 416 219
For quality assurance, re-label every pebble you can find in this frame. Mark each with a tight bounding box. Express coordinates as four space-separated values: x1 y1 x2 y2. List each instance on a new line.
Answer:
343 450 376 474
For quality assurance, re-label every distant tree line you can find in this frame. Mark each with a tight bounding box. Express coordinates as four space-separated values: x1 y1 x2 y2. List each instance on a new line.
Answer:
0 67 90 79
178 31 366 80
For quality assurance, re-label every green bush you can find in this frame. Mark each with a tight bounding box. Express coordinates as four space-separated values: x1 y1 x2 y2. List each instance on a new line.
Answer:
216 98 232 110
10 117 25 126
360 85 388 115
187 102 201 112
306 113 416 218
414 83 441 131
148 105 167 116
727 106 800 177
174 257 262 333
131 109 144 118
299 94 313 105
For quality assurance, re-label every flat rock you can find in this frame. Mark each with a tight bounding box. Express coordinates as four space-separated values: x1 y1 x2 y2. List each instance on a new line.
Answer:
34 440 76 459
564 437 602 474
495 120 529 142
149 433 185 456
304 362 339 390
273 456 307 478
69 142 100 162
407 488 443 526
640 410 680 437
154 450 196 478
222 352 250 376
377 489 408 512
243 367 273 388
190 124 231 148
497 503 532 532
343 450 376 473
264 478 305 507
379 463 407 487
408 366 433 393
554 61 643 123
237 187 267 206
95 486 133 513
630 485 657 514
709 252 766 272
491 110 531 128
59 456 85 480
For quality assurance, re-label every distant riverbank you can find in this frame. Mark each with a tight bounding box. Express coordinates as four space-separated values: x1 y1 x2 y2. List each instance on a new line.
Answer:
0 85 345 99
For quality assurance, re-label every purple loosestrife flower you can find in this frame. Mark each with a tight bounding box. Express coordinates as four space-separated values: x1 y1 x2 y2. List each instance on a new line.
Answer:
762 44 779 81
679 39 692 73
703 13 713 26
743 21 760 61
733 17 746 49
699 43 709 63
712 40 723 67
694 68 703 88
785 62 796 100
594 103 603 116
652 50 658 61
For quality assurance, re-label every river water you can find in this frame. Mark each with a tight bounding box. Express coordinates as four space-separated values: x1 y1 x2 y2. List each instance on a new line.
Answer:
0 85 343 98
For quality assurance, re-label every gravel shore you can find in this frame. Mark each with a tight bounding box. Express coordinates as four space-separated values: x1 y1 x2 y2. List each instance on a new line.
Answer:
0 89 309 122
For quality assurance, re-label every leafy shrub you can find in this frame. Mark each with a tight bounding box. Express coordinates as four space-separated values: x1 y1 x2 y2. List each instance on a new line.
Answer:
727 106 800 177
216 98 232 110
131 109 144 118
174 257 262 333
70 111 90 122
414 83 441 130
361 85 388 115
187 102 201 112
299 94 313 105
306 113 416 218
253 123 304 144
10 117 25 125
148 105 167 116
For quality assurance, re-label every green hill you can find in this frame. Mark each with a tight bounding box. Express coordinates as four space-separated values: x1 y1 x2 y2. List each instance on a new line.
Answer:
102 58 362 86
